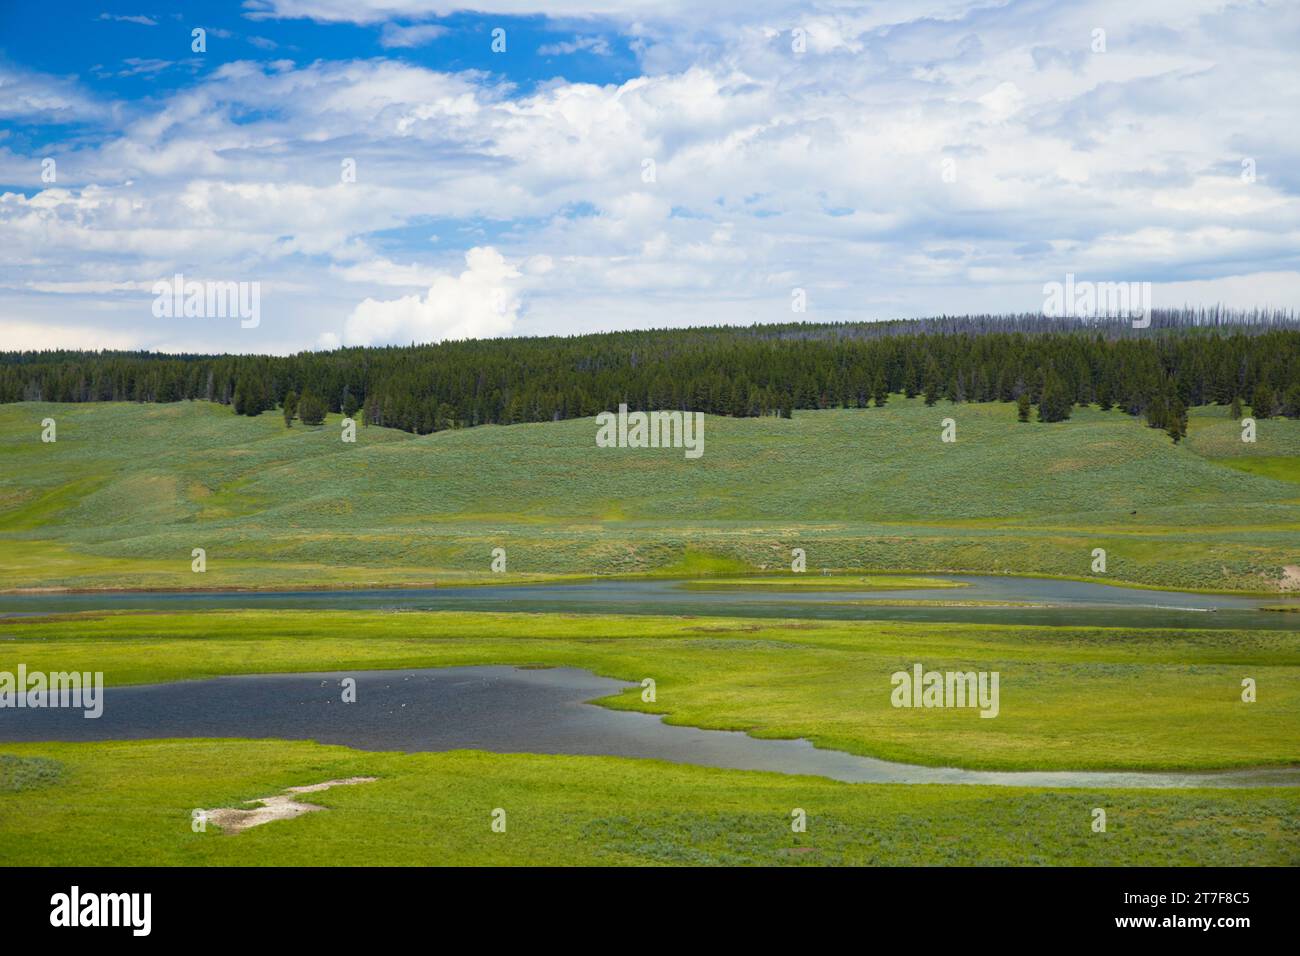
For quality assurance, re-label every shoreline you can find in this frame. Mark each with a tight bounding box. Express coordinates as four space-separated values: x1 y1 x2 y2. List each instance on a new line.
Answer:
2 567 1294 598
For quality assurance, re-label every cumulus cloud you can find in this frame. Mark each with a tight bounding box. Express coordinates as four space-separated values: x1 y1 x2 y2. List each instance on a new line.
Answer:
338 246 522 345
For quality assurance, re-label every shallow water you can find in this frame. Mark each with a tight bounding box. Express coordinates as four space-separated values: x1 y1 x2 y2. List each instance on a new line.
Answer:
2 665 1295 789
2 575 1300 630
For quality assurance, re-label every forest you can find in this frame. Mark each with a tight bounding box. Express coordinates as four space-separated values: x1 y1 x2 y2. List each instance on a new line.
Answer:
3 308 1299 440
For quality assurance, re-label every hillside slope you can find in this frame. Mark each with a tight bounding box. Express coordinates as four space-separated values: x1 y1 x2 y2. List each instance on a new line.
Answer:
1 398 1298 591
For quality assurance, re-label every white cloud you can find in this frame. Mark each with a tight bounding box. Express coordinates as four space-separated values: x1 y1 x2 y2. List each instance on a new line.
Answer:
24 280 148 294
97 13 158 26
378 23 448 48
242 0 794 24
538 36 612 56
339 246 522 345
0 319 138 351
2 0 1299 354
0 64 108 122
332 257 445 287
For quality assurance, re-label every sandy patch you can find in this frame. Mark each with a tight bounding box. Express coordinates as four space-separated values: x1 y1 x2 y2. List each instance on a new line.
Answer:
1281 565 1300 591
202 777 378 834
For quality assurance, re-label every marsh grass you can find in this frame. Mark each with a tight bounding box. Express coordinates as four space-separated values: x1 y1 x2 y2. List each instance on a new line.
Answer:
6 608 1298 772
0 740 1294 866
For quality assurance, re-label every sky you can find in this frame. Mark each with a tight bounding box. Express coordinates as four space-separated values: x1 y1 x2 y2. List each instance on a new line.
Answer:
1 0 1298 354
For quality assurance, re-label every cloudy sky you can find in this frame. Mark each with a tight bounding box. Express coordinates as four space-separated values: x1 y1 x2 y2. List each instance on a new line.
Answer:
1 0 1298 354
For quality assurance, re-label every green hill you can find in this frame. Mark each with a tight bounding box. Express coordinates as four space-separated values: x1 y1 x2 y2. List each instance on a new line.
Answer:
2 398 1298 591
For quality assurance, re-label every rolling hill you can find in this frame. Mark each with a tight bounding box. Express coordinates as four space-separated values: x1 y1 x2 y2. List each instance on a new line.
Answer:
1 397 1298 591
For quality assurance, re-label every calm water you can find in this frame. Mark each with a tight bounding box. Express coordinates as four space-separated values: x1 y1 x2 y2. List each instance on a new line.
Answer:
4 578 1296 786
2 575 1299 630
1 665 1296 789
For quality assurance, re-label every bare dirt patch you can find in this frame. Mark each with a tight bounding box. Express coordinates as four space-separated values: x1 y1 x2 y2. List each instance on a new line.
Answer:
202 777 378 834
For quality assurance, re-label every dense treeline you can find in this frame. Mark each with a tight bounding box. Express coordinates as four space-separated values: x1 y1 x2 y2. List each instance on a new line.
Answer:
3 309 1300 437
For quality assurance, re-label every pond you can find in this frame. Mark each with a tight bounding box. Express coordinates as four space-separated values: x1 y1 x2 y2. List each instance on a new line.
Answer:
2 575 1299 630
2 665 1295 789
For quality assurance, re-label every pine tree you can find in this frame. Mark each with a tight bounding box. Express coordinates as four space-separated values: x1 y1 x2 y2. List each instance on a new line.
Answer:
282 390 298 427
1097 378 1113 411
5 315 1300 437
1017 392 1031 422
298 391 327 426
1167 398 1187 443
1252 383 1276 419
1279 385 1300 418
1037 371 1072 423
1284 384 1300 419
923 359 940 406
1145 395 1168 430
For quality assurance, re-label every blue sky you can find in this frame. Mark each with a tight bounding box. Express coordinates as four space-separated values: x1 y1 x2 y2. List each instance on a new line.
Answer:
1 0 1298 353
1 4 639 102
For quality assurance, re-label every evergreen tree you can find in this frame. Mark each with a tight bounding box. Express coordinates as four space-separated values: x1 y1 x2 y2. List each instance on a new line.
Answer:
1252 383 1276 419
282 390 298 428
233 377 269 416
298 391 327 426
1145 394 1168 431
4 312 1300 437
1037 372 1072 423
233 378 249 416
922 359 941 406
1017 392 1031 422
1167 398 1187 443
1097 378 1114 411
1284 384 1300 419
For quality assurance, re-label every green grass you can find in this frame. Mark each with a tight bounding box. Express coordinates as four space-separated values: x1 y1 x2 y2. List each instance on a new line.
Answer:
0 740 1295 866
6 400 1298 868
3 399 1300 592
5 609 1298 772
1210 456 1300 484
0 754 64 792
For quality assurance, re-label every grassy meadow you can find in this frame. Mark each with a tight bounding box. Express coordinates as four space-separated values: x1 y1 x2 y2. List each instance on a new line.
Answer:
2 604 1297 865
2 398 1300 592
2 398 1298 867
2 740 1296 866
4 609 1297 772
